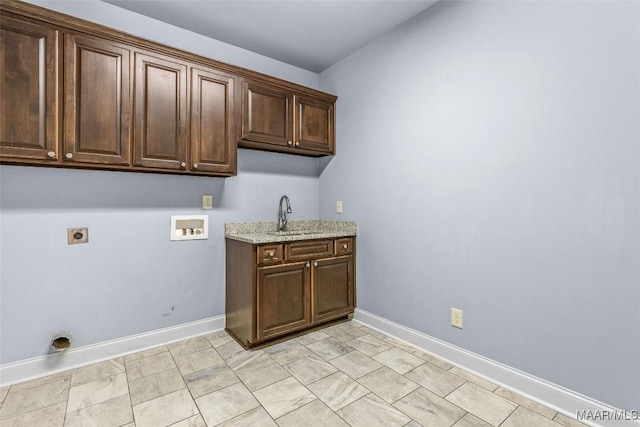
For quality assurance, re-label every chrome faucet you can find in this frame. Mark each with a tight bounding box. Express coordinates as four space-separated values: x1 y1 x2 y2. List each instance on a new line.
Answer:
278 195 292 231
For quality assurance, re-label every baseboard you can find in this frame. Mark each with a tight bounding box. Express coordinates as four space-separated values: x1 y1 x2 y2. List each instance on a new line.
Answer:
0 315 225 387
353 308 639 427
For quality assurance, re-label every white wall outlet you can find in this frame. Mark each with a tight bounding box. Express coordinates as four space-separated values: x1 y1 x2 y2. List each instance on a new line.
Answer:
202 195 213 210
68 228 88 244
336 200 343 214
451 308 463 329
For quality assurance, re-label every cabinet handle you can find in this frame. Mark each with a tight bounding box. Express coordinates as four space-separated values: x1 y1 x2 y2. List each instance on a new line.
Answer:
287 141 292 146
343 244 348 249
193 163 199 169
313 261 318 267
268 251 274 257
294 141 300 147
180 162 186 168
305 262 310 268
65 153 73 160
46 151 56 159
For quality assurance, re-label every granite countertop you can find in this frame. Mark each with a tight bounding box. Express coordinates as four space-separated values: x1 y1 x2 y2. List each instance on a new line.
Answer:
225 220 357 244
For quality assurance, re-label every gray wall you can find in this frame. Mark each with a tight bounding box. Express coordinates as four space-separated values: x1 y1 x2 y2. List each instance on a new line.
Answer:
0 1 321 364
2 0 638 413
319 0 639 411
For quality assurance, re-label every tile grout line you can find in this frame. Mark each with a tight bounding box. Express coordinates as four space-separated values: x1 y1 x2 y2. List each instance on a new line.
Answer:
62 369 72 427
122 360 135 427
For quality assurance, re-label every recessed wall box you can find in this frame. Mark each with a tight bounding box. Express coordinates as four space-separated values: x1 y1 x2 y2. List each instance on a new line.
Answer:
171 215 208 241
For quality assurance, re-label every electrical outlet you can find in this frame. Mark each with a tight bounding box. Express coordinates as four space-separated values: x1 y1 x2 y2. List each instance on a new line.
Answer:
336 200 343 214
202 194 213 210
68 228 89 244
451 308 463 329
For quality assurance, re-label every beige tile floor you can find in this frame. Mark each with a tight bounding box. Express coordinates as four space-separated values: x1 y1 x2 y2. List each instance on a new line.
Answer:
0 321 588 427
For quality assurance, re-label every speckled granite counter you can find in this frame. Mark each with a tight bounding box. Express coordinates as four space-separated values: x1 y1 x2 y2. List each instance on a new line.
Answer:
225 220 357 244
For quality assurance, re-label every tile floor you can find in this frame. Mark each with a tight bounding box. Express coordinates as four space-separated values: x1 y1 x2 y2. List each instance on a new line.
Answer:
0 321 588 427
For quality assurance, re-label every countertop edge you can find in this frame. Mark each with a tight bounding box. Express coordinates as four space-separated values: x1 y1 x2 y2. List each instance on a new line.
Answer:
225 231 357 244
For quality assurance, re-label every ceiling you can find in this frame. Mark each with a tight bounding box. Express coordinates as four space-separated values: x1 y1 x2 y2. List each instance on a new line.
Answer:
103 1 438 72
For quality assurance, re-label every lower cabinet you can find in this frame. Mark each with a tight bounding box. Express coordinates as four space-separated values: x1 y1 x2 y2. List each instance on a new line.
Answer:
312 256 354 324
226 237 356 348
257 262 310 340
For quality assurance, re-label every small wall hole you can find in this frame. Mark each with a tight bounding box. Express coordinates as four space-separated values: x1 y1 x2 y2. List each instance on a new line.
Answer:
52 336 71 350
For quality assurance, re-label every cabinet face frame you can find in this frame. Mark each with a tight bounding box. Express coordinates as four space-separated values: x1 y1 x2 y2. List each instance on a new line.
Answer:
133 51 188 170
63 33 131 165
0 15 59 160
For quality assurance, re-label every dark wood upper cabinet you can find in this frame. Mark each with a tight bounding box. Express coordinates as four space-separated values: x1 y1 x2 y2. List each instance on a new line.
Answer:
0 1 337 175
190 68 236 175
133 52 188 170
240 80 292 148
239 79 336 156
296 95 334 154
63 34 131 165
0 15 59 161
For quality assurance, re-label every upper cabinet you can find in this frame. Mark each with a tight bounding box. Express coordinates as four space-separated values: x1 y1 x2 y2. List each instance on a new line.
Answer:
0 15 59 161
133 51 188 171
295 94 334 154
190 68 236 175
240 80 292 149
239 79 336 156
0 1 337 176
63 33 132 166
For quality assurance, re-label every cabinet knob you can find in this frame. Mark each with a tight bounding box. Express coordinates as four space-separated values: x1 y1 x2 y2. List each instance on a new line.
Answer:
287 141 292 146
180 162 186 168
268 251 274 257
313 261 318 267
343 244 348 249
294 141 300 147
193 163 199 169
46 151 56 159
65 153 73 159
305 262 310 268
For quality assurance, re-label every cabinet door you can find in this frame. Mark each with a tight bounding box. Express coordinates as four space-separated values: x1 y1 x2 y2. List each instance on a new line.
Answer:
64 34 131 165
257 262 310 340
312 255 354 323
0 15 58 160
240 80 292 148
295 95 334 154
190 68 235 174
134 52 187 170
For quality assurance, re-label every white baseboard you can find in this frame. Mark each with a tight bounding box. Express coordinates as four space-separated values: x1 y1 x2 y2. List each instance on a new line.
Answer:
353 308 639 427
0 315 225 387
